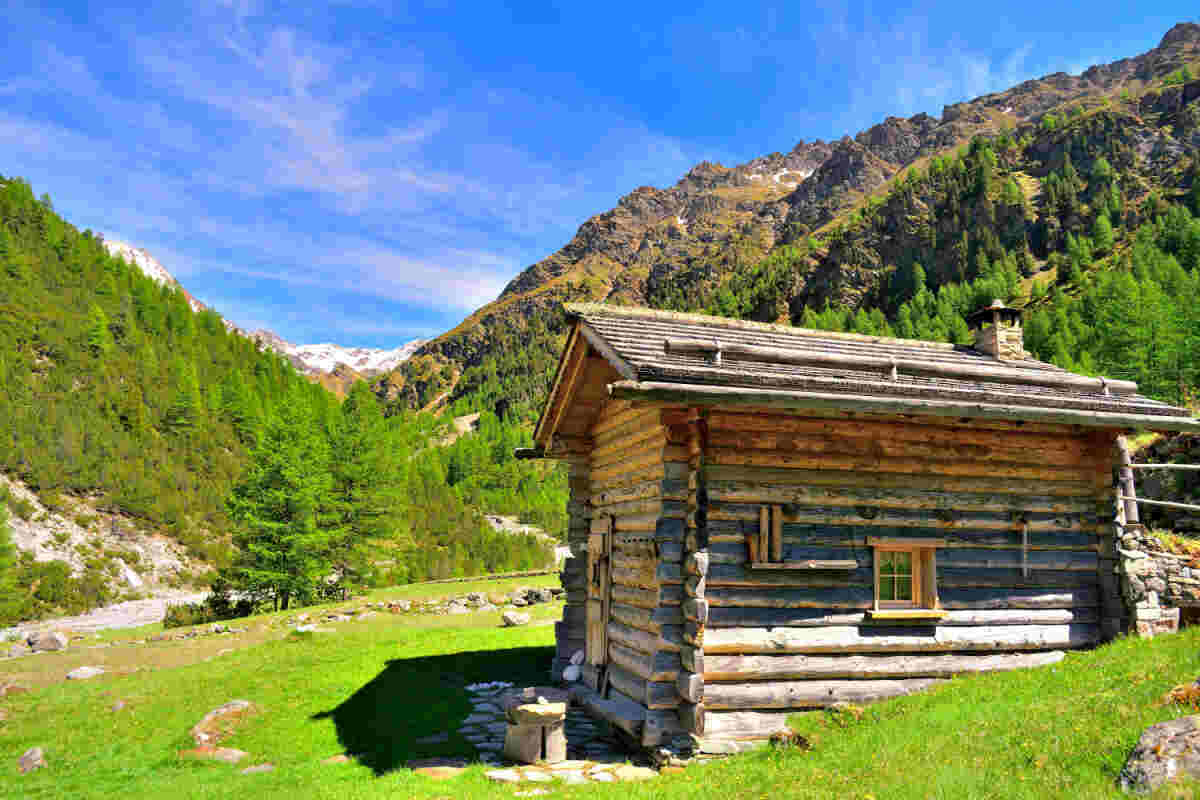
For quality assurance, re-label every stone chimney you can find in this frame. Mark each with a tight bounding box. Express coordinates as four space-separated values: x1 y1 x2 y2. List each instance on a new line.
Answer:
967 299 1027 360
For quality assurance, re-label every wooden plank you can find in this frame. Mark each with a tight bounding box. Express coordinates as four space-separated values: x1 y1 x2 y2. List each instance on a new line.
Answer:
609 640 682 681
609 382 1199 433
704 678 941 709
611 584 659 610
703 624 1100 654
749 560 861 570
938 568 1098 588
706 429 1096 469
938 587 1098 609
573 686 644 738
707 481 1096 514
709 446 1091 485
591 450 675 485
705 464 1095 499
590 464 667 493
708 503 1096 534
591 479 665 507
706 607 1096 629
608 619 680 654
771 505 783 562
610 603 661 634
703 650 1066 681
590 497 669 518
706 586 873 609
590 404 658 438
707 564 875 587
709 526 1099 552
701 710 789 738
705 411 1093 451
937 549 1098 572
592 416 666 455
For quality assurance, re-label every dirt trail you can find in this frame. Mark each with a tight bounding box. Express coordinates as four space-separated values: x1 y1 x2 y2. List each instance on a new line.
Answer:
1 590 207 638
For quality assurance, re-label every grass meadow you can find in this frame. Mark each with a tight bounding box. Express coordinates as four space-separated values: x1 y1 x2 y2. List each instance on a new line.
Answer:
3 577 1200 799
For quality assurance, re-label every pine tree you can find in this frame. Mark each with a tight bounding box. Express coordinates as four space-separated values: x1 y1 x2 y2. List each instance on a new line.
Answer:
0 503 22 624
327 381 405 586
1093 214 1115 255
224 390 335 610
86 305 113 356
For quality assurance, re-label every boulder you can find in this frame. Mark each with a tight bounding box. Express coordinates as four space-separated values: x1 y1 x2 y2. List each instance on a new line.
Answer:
533 589 554 604
502 611 531 627
28 632 68 652
179 746 248 764
570 649 585 666
67 666 105 681
563 665 581 682
447 603 470 615
18 746 46 774
191 700 256 746
240 763 276 775
1120 715 1200 794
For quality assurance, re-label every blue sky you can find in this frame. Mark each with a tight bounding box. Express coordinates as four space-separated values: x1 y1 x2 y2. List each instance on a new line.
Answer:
2 2 1195 347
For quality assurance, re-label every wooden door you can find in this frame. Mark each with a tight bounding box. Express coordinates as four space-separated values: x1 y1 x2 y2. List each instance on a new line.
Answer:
586 515 613 670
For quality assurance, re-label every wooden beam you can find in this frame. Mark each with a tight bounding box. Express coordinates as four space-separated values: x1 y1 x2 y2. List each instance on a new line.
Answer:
703 624 1099 654
609 381 1200 433
704 678 941 709
703 650 1065 681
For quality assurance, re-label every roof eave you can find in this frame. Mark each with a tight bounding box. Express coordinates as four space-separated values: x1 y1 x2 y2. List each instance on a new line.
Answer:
608 380 1200 433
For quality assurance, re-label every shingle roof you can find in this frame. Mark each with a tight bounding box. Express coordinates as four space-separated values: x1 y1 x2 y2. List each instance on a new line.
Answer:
564 303 1196 426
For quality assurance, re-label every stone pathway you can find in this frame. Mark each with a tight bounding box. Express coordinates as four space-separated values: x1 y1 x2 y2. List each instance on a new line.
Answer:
458 681 660 785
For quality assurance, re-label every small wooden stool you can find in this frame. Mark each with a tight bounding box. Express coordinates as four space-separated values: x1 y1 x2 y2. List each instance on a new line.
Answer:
503 699 567 763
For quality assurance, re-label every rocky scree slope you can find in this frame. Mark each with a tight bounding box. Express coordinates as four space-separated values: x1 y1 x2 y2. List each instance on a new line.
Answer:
382 22 1200 414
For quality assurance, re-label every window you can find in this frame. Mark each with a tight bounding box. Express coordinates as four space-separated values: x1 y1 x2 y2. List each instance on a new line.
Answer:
868 538 945 620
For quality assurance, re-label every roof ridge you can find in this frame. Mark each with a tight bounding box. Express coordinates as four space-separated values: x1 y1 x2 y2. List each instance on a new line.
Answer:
566 302 963 354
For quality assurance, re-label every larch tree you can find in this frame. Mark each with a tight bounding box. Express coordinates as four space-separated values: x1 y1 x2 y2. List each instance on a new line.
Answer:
224 389 336 610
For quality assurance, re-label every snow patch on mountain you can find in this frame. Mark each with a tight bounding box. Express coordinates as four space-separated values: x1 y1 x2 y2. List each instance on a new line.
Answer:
291 340 425 376
101 237 421 377
246 331 423 377
101 238 206 312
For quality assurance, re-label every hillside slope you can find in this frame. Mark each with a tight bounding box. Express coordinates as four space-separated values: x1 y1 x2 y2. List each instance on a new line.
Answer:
384 22 1200 418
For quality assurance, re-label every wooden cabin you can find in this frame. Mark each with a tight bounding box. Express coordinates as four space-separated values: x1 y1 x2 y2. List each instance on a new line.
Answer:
523 302 1200 754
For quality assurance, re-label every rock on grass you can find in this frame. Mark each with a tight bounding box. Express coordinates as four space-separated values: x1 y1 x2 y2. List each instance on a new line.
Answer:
191 700 256 746
18 747 46 774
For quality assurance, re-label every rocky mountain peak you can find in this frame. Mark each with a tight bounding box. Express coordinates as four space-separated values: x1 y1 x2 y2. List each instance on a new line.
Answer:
1160 22 1200 49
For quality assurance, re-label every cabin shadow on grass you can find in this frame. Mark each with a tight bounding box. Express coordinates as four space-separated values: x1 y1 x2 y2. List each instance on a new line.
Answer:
312 645 554 776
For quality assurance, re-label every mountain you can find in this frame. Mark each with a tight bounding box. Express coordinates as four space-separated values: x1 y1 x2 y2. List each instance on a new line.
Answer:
246 329 423 377
101 238 207 312
101 238 424 391
383 21 1200 419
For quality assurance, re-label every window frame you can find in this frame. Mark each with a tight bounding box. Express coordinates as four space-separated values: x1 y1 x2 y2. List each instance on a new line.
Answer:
868 537 946 620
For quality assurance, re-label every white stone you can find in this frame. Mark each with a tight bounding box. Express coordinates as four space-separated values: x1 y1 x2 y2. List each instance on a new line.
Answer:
570 649 585 666
502 611 531 627
562 664 582 682
485 768 523 783
67 666 105 680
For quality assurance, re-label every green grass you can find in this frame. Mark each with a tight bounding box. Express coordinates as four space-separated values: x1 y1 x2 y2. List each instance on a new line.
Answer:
4 597 1200 799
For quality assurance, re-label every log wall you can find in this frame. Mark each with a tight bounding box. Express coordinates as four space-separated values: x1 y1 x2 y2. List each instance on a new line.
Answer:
553 455 590 680
675 410 1117 747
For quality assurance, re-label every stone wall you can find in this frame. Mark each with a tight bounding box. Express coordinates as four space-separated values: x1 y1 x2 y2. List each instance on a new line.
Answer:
1117 524 1199 637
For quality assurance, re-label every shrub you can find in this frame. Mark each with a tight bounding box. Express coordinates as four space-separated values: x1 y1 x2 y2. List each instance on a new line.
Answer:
163 578 255 628
9 495 35 521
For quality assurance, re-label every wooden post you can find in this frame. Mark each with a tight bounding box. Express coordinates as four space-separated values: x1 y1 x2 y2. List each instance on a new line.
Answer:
771 504 783 563
1116 436 1139 525
676 407 709 743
